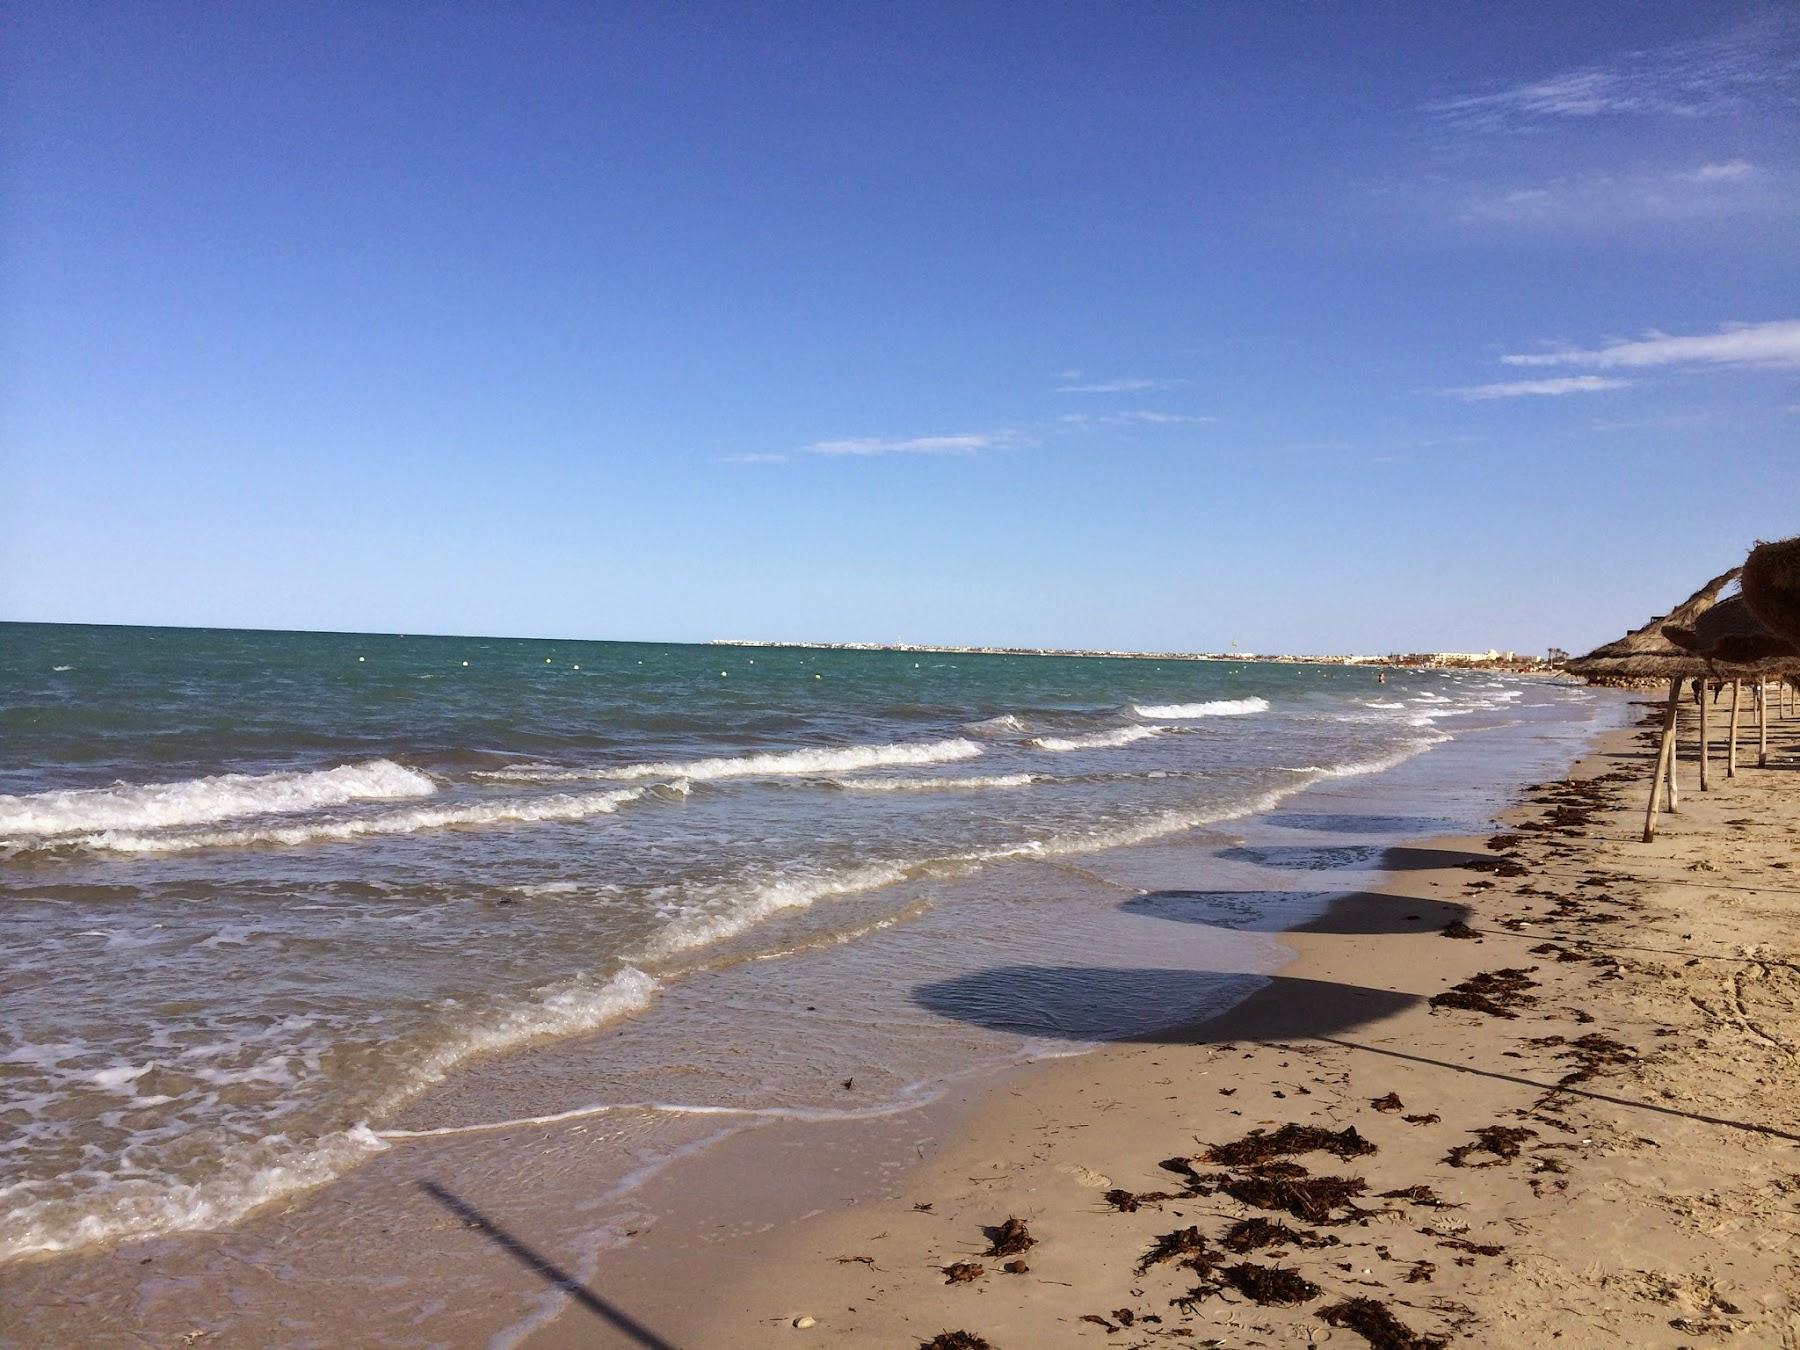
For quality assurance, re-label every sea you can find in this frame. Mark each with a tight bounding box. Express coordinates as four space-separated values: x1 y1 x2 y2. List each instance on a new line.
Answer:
0 622 1625 1278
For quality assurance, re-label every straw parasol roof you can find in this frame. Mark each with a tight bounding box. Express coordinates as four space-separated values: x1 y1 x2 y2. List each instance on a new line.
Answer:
1663 594 1800 671
1742 536 1800 656
1563 566 1741 683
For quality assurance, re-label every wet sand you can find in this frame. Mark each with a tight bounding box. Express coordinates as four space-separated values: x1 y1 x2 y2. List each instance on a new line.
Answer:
593 698 1800 1348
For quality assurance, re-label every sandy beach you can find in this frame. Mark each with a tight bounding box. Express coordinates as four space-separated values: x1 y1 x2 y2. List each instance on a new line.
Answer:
582 695 1800 1349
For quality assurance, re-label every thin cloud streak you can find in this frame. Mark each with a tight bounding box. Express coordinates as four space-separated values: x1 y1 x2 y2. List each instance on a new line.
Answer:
1427 21 1799 132
806 432 1014 457
1055 377 1187 394
1057 410 1216 427
1502 320 1800 370
1446 376 1631 400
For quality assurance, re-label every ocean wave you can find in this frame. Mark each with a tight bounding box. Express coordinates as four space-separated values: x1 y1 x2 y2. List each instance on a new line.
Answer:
0 966 659 1260
962 713 1027 736
60 787 645 854
636 862 917 962
1275 736 1450 779
0 760 436 837
1030 725 1164 752
1131 697 1270 719
478 737 985 784
832 773 1039 792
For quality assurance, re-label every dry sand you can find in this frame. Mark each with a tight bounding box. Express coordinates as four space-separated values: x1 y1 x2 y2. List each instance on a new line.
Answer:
581 697 1800 1349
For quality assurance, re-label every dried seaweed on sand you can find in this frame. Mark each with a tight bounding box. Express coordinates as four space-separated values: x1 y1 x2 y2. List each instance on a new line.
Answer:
1318 1296 1448 1349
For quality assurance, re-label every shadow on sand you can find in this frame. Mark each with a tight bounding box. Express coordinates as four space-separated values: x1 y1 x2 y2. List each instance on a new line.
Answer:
912 967 1421 1043
1121 888 1470 936
417 1181 677 1350
1262 811 1462 836
1217 842 1486 873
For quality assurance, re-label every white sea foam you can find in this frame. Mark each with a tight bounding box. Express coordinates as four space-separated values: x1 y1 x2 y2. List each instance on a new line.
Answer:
832 773 1038 792
1030 725 1164 752
635 863 915 962
1131 697 1270 719
0 760 436 837
0 968 659 1260
65 787 644 854
479 737 985 784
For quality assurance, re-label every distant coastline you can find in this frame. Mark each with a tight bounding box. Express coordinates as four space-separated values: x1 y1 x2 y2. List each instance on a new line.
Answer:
709 637 1559 672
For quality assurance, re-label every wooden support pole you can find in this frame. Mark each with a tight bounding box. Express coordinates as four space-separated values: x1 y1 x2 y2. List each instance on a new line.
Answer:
1645 679 1682 842
1699 681 1711 789
1759 679 1769 768
1726 679 1739 778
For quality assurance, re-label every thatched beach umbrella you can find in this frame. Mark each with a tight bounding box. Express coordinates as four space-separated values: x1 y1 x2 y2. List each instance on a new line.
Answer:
1742 536 1800 654
1564 568 1746 841
1664 593 1800 774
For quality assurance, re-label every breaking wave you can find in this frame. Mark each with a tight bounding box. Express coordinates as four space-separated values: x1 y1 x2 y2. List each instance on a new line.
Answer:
0 760 436 837
832 773 1039 792
61 787 645 854
478 737 985 784
1030 725 1164 752
1131 697 1270 719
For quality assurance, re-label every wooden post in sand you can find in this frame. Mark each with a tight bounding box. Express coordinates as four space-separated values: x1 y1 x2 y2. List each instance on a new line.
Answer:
1726 680 1739 778
1698 682 1711 789
1645 679 1682 842
1758 680 1769 768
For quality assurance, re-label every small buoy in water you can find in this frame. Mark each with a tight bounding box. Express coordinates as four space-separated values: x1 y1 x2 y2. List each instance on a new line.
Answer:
573 664 580 670
792 1316 815 1329
814 673 821 679
462 661 468 666
358 656 365 662
720 670 728 677
545 657 552 664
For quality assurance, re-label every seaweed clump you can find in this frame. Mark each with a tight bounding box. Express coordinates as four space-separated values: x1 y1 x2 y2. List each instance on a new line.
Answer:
1220 1217 1338 1253
1445 1126 1537 1168
1219 1173 1370 1224
1429 968 1540 1019
1221 1261 1321 1305
1137 1226 1216 1275
1206 1123 1376 1166
942 1262 984 1284
1317 1297 1448 1349
921 1335 994 1350
984 1218 1035 1257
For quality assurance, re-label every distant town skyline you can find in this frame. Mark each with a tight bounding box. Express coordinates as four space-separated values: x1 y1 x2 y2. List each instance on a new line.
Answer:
4 3 1796 654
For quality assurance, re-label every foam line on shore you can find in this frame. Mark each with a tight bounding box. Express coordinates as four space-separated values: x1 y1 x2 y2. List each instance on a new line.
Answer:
476 737 986 784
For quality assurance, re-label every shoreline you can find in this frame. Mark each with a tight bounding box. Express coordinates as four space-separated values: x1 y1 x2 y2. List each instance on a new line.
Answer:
549 699 1799 1348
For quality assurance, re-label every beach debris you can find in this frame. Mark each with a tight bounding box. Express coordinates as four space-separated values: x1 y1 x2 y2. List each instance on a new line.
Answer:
1218 1174 1371 1224
984 1217 1035 1257
1440 921 1481 940
1401 1113 1441 1125
1379 1185 1457 1208
1137 1226 1216 1275
1431 1234 1504 1256
1205 1123 1376 1166
1445 1126 1536 1168
1429 967 1540 1019
1221 1261 1321 1306
1079 1314 1117 1331
1317 1296 1448 1349
1405 1260 1436 1283
913 1202 934 1212
1486 833 1522 852
1220 1217 1338 1253
1103 1188 1172 1212
1002 1259 1029 1275
792 1314 816 1328
1460 853 1528 877
1111 1308 1137 1326
942 1262 985 1284
1371 1092 1405 1112
920 1334 994 1350
832 1255 877 1268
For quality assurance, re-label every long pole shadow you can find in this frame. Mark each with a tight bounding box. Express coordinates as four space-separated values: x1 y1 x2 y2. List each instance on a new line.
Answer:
417 1180 679 1350
1318 1037 1800 1144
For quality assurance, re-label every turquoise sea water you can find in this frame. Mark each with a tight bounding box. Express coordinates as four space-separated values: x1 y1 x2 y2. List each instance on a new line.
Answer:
0 622 1614 1263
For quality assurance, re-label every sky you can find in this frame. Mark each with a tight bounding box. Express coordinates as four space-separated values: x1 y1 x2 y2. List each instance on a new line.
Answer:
3 2 1797 656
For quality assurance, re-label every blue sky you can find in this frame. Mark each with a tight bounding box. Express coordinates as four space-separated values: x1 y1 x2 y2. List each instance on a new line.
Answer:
4 3 1797 654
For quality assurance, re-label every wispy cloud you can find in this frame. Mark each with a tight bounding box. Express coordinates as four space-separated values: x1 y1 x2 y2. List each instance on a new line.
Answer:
1428 22 1799 132
1058 410 1215 428
722 451 789 464
1501 320 1800 370
806 432 1017 457
1455 162 1780 227
1055 376 1187 395
1446 375 1631 400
